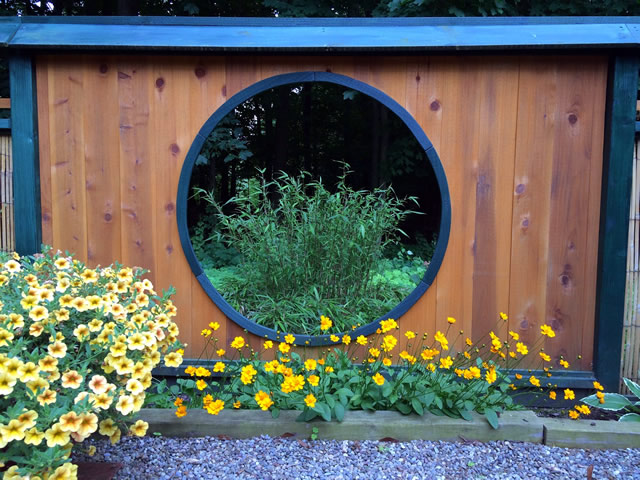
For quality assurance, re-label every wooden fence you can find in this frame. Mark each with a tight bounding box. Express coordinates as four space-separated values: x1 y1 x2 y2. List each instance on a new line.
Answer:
621 136 640 392
0 133 12 252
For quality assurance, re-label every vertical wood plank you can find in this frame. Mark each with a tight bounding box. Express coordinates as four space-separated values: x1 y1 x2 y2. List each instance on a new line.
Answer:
48 58 87 259
436 57 480 338
546 58 608 371
82 56 122 266
472 58 519 340
508 57 557 358
117 58 156 273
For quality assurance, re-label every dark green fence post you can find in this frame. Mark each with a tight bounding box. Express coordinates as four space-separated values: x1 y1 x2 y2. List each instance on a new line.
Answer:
594 54 639 392
9 54 41 255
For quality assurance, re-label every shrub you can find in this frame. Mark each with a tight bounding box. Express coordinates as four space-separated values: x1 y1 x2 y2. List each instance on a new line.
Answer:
579 378 640 422
0 248 183 479
195 167 421 334
175 314 565 429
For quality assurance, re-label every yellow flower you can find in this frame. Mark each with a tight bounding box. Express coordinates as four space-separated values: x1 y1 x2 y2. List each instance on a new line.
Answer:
59 411 83 433
278 343 291 354
201 329 211 337
24 427 45 446
76 413 99 437
342 334 351 345
593 381 604 391
569 410 580 420
48 341 68 359
356 335 368 345
539 352 551 362
99 419 118 437
233 401 241 409
61 370 83 389
284 334 295 344
88 375 108 395
308 374 320 387
380 318 398 333
575 404 591 415
382 358 392 367
485 366 497 384
434 331 449 351
439 356 453 369
405 331 416 339
37 389 57 406
508 331 519 341
208 321 220 331
304 359 317 371
130 419 149 437
254 390 274 411
447 316 456 324
549 391 557 400
29 305 48 322
304 393 317 408
381 335 397 353
116 395 135 416
515 373 523 380
529 376 540 387
0 419 27 442
241 364 257 385
216 349 226 357
320 315 332 331
206 399 225 415
213 362 225 373
263 341 273 349
515 342 528 356
540 324 556 338
325 365 334 373
559 359 570 369
420 348 439 361
17 362 40 383
231 336 246 349
372 373 385 385
564 389 575 400
281 374 305 393
164 351 183 368
329 335 340 342
45 423 70 448
369 347 380 358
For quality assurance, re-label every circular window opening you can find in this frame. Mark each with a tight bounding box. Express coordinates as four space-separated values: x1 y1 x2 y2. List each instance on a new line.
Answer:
178 72 450 346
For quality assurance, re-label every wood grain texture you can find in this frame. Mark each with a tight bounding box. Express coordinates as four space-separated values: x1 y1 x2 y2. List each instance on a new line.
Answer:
35 54 608 367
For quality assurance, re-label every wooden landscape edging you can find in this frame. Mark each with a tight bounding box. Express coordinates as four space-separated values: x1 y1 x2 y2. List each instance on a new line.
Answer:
138 408 640 449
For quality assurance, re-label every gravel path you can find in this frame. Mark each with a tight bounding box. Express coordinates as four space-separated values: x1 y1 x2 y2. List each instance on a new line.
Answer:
73 435 640 479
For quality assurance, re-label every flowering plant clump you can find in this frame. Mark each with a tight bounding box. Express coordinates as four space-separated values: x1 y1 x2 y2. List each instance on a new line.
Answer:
577 378 640 422
176 313 564 429
0 248 183 479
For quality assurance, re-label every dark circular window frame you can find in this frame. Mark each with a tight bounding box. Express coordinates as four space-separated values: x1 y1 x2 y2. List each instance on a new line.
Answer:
177 71 451 347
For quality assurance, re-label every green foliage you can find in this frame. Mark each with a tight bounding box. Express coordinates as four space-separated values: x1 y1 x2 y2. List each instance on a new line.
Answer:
177 314 556 429
581 378 640 422
196 167 421 333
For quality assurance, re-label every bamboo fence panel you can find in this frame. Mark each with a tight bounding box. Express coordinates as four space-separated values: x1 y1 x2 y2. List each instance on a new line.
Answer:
0 134 13 252
621 135 640 392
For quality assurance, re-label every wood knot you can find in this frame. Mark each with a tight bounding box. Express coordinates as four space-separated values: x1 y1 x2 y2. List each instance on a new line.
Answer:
430 100 440 112
194 67 206 78
118 71 131 80
166 244 174 254
104 213 112 222
42 213 51 221
520 318 529 330
221 85 227 97
515 183 525 195
568 113 578 125
170 144 180 155
165 202 175 213
415 75 421 82
155 77 165 89
521 217 529 228
99 64 108 74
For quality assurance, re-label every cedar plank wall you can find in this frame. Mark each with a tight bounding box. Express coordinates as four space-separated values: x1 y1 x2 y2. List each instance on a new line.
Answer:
36 55 607 370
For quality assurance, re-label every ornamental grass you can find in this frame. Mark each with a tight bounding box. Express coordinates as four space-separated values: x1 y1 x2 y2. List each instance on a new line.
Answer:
175 313 570 428
0 248 183 480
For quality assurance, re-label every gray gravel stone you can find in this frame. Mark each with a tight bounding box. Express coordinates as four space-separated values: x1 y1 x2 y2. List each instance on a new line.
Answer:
73 435 640 479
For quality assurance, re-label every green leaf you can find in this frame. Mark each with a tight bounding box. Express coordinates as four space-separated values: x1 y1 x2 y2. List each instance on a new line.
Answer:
396 402 412 415
313 403 332 422
619 413 640 422
581 393 632 411
411 398 424 415
271 408 280 419
459 409 473 422
334 402 345 422
434 397 443 410
325 394 336 409
623 378 640 400
484 408 499 429
361 400 375 411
